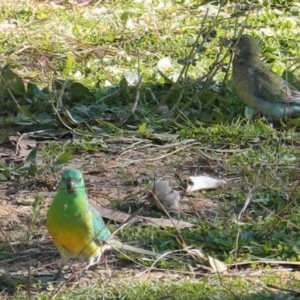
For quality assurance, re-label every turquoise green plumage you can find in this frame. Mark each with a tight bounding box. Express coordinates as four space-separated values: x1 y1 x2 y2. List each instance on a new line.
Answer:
232 34 300 118
46 168 157 277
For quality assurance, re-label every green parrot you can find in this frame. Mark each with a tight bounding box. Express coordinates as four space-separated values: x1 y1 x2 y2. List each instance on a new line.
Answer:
232 34 300 118
46 168 158 278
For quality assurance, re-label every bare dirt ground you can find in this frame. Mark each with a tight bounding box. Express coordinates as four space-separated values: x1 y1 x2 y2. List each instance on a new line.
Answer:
0 138 226 295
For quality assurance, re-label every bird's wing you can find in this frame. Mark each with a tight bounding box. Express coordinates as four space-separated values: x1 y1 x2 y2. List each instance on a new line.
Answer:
287 82 300 101
88 203 159 257
89 203 111 243
254 65 300 103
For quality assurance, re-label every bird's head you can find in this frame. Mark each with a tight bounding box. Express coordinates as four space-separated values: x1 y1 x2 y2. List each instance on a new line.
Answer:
59 168 85 193
232 34 260 60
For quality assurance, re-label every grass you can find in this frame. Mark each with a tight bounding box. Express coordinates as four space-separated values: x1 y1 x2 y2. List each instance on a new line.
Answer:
2 0 300 299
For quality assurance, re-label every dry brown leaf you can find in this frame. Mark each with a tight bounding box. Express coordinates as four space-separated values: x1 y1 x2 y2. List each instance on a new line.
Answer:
207 255 228 273
9 133 36 160
186 248 227 273
98 206 194 228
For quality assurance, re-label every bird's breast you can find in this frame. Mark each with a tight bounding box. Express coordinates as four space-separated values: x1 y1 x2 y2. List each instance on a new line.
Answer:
47 205 101 261
52 229 101 261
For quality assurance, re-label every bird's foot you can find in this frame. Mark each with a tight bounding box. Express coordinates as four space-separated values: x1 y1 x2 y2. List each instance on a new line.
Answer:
52 269 63 282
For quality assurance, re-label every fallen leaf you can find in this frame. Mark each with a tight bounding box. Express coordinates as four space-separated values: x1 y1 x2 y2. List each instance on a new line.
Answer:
98 206 194 228
186 248 227 273
9 133 37 160
185 175 227 193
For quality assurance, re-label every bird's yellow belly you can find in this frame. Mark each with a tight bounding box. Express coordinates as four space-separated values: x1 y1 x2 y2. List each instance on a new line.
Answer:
50 226 101 261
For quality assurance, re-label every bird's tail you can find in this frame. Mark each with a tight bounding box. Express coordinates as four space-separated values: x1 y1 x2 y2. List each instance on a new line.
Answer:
108 238 159 258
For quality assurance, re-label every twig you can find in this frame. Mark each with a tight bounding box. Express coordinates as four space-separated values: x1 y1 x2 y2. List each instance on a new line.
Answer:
119 75 143 126
233 164 263 265
149 10 210 113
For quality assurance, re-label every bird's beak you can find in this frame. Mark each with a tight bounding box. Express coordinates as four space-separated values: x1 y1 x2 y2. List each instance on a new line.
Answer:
67 178 76 192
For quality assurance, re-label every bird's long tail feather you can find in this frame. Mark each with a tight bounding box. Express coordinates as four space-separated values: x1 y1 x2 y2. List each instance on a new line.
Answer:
108 238 158 257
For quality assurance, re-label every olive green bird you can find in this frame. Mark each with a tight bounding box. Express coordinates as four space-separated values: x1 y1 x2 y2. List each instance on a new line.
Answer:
232 34 300 118
46 168 158 278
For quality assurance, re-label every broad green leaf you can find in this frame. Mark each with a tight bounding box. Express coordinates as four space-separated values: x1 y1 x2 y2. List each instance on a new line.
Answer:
27 164 38 177
0 66 25 97
0 171 9 180
64 53 76 76
70 82 91 99
138 122 147 133
119 77 130 101
254 120 272 134
25 147 38 163
27 83 49 99
2 168 11 179
289 118 300 126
